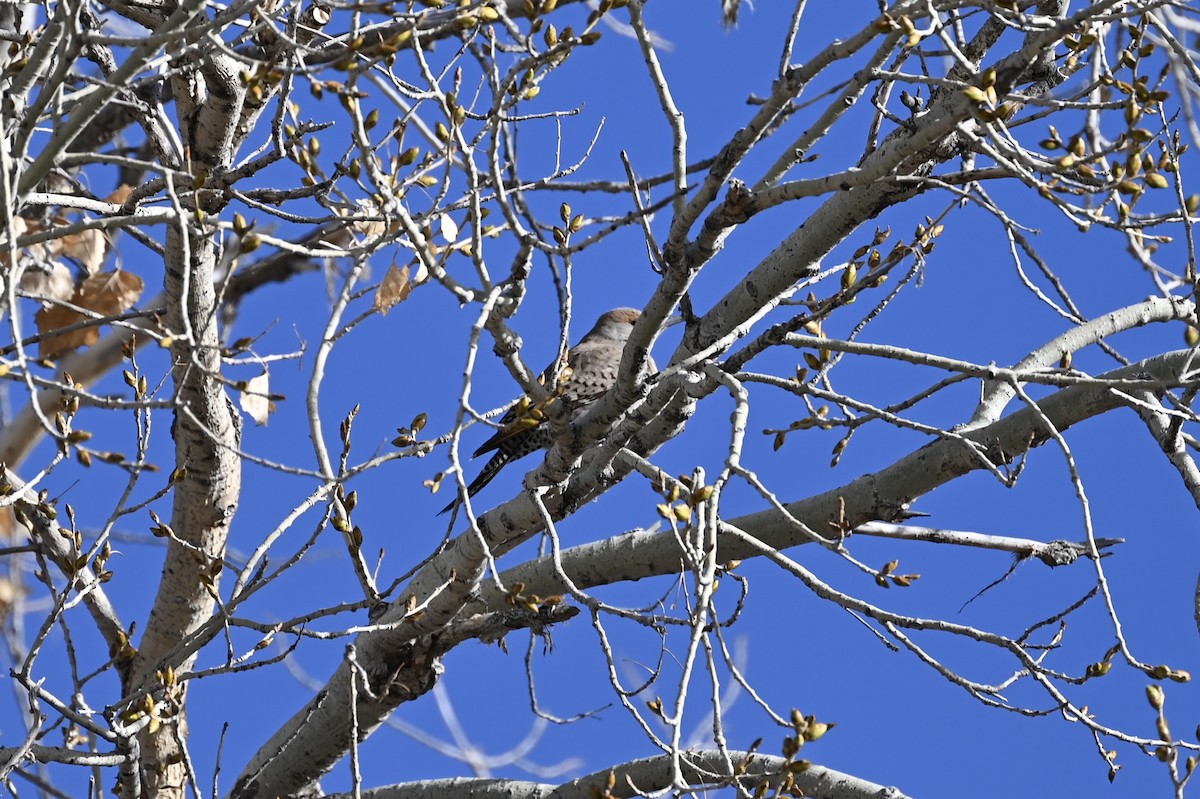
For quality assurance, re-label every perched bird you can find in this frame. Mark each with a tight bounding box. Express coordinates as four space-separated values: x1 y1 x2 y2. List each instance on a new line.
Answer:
441 308 648 514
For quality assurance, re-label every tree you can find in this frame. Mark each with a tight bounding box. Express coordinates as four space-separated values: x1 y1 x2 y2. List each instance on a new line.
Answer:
2 0 1200 796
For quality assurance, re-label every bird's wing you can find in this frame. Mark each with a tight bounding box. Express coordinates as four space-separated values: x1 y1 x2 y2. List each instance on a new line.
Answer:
471 408 545 457
472 341 625 457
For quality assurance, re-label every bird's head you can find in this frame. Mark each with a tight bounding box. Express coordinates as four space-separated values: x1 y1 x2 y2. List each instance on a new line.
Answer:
587 308 642 341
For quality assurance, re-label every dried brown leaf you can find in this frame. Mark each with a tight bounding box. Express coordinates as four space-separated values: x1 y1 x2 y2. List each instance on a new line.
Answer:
353 218 387 239
36 304 99 359
0 508 13 542
79 270 143 315
373 264 415 315
19 262 75 302
35 270 144 359
4 218 51 267
61 228 107 274
105 185 135 205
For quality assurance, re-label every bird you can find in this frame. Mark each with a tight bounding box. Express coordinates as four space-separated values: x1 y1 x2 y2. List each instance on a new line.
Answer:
440 308 649 515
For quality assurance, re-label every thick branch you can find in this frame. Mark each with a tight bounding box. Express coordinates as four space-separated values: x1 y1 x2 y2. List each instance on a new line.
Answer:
479 351 1195 605
230 606 577 798
326 750 912 799
124 55 247 792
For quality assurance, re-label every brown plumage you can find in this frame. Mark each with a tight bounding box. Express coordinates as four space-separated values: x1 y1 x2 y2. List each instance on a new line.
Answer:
441 308 647 514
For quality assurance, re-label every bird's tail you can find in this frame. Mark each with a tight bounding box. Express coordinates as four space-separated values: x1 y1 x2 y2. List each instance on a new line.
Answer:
438 450 512 515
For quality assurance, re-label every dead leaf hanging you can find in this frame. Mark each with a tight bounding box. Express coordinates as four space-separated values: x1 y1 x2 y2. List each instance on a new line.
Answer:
35 270 145 360
373 264 416 315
